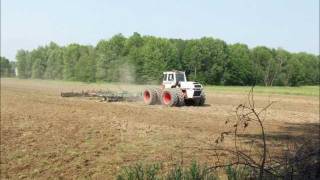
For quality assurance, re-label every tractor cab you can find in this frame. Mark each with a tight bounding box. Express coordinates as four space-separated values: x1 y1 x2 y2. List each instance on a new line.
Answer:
162 71 186 88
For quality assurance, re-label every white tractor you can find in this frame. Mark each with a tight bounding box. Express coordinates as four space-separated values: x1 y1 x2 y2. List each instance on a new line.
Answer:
143 71 206 106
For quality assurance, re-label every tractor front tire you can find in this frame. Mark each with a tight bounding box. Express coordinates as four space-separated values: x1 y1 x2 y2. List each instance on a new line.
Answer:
161 89 179 107
199 94 206 106
194 93 206 106
143 88 158 105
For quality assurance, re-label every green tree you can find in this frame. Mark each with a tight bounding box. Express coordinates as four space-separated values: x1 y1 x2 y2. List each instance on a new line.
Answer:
75 46 96 82
183 38 228 84
286 54 305 86
125 32 144 54
183 40 203 81
31 58 44 78
9 61 16 76
63 44 82 80
96 40 117 81
44 42 64 79
224 44 254 85
125 33 145 83
30 46 49 79
272 48 291 86
168 39 186 71
0 56 15 77
107 33 127 56
16 50 29 78
13 33 320 86
141 37 178 83
251 46 278 86
95 34 127 82
295 52 319 85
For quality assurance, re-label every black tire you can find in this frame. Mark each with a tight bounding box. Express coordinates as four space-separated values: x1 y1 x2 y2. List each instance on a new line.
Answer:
199 93 206 106
194 98 201 106
143 88 158 105
153 87 163 104
194 92 206 106
170 88 185 106
161 89 179 107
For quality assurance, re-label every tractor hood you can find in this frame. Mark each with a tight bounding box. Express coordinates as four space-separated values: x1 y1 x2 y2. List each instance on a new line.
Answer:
180 81 203 89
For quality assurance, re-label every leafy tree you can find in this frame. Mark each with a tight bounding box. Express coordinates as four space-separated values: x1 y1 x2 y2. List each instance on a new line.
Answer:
224 44 254 85
44 48 64 79
75 46 96 82
9 61 16 76
251 46 278 86
126 33 145 83
95 40 109 81
0 56 15 77
95 40 117 81
107 33 127 56
16 50 29 78
168 39 186 70
141 37 177 83
272 48 291 86
183 38 228 84
286 54 305 86
44 42 63 79
1 57 10 76
13 33 320 86
31 58 44 78
95 34 127 82
183 40 203 82
125 32 144 55
63 44 82 80
30 46 49 79
295 52 319 85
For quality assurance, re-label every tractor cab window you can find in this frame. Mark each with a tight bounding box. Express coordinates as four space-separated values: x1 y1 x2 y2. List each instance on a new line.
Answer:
163 74 167 81
176 73 185 82
168 74 174 81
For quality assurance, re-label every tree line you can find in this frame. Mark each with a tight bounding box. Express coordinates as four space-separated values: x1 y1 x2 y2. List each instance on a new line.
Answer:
0 56 16 77
13 33 320 86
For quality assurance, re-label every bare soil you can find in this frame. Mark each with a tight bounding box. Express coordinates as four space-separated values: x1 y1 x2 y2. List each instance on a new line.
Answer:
1 78 319 179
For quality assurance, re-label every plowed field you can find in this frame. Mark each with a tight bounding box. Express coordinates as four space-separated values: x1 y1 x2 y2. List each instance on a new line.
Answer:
1 78 319 179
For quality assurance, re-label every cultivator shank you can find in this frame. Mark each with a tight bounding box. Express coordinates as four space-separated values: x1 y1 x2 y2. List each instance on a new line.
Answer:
61 90 141 102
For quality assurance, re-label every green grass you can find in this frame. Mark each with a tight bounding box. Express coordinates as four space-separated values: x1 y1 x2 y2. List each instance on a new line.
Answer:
116 161 220 180
205 85 319 97
2 78 319 97
116 161 258 180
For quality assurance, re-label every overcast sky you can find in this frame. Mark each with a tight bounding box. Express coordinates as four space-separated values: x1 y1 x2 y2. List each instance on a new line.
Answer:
1 0 319 60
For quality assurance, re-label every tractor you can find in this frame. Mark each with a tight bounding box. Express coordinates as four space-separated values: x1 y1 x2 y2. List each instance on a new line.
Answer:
143 71 206 106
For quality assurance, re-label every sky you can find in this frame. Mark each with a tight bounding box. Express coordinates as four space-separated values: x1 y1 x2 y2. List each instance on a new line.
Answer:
1 0 319 60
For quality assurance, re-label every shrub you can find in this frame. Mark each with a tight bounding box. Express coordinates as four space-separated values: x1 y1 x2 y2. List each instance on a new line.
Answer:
117 161 219 180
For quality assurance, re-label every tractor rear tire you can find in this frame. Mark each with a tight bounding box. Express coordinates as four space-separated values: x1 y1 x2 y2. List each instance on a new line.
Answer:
161 89 179 107
143 88 158 105
153 87 163 104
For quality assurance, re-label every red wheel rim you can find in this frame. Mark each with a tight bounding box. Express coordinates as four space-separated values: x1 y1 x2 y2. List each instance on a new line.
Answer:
163 92 171 105
144 91 150 102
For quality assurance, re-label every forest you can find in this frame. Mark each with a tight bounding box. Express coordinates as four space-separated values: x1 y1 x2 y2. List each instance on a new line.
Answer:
0 57 15 77
5 33 320 86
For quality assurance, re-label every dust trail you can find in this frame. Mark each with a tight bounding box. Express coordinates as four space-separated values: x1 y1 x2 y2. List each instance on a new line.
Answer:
113 62 140 93
118 63 135 84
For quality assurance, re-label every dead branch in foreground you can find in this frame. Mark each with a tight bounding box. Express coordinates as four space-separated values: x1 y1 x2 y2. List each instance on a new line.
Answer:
208 87 319 180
